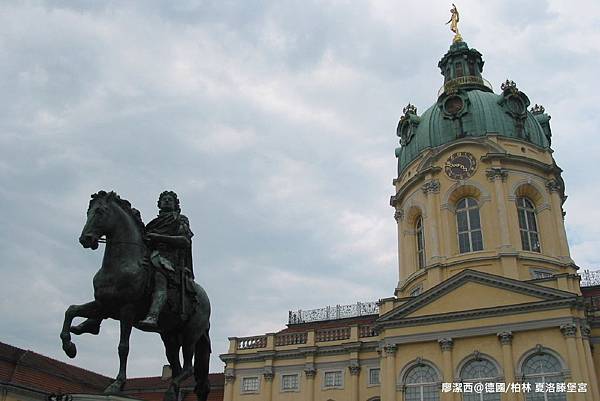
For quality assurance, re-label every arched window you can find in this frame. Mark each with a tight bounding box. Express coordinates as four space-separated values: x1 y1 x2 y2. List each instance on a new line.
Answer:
460 359 500 401
517 197 540 252
416 216 426 269
522 353 566 401
404 364 440 401
456 198 483 253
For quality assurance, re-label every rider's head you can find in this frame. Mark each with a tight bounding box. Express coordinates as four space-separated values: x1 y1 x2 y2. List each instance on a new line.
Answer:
158 191 181 213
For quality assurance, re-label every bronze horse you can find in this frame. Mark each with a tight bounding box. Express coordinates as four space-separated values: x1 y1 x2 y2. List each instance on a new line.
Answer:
60 191 211 401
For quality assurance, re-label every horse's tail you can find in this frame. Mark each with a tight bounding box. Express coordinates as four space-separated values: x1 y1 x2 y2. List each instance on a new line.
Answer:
193 327 211 401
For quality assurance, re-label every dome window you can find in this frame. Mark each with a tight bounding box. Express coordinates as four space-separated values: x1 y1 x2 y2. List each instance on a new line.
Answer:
517 197 540 252
415 216 426 269
456 197 484 253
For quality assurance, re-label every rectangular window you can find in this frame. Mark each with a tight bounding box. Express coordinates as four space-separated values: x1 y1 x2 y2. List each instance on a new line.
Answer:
241 377 259 393
455 62 464 77
459 232 470 253
369 368 380 385
532 270 554 279
471 230 484 251
323 371 343 388
281 374 299 391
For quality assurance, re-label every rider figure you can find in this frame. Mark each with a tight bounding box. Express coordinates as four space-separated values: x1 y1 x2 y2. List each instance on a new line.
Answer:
138 191 194 329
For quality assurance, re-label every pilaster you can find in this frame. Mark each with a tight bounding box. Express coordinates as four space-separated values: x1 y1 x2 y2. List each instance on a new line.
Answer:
349 361 361 401
438 338 455 401
422 178 441 262
223 369 235 401
382 344 397 401
560 324 585 401
497 331 520 401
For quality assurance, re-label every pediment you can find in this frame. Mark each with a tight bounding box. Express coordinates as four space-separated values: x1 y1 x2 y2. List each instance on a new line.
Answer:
378 269 576 323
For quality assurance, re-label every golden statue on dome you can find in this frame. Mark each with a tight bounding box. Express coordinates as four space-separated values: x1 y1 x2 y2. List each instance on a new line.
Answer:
446 3 463 43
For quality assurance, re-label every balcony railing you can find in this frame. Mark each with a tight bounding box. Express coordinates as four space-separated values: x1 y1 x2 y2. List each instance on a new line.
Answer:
316 327 351 342
275 332 307 346
359 324 378 338
289 301 379 324
237 336 267 350
437 76 493 97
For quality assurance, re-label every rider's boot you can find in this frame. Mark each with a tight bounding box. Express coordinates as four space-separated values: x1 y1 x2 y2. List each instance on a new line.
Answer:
138 274 167 330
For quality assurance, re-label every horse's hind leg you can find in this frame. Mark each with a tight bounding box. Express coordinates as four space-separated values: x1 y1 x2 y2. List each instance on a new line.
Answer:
161 333 182 377
104 304 135 394
60 300 102 358
194 331 211 401
165 332 196 401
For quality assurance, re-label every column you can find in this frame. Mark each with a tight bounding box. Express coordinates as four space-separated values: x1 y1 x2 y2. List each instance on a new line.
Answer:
223 370 235 401
561 324 585 401
382 344 397 401
497 332 521 401
349 362 361 401
438 338 455 401
580 325 600 400
574 331 592 401
422 179 441 262
486 168 511 249
304 367 316 401
394 207 407 281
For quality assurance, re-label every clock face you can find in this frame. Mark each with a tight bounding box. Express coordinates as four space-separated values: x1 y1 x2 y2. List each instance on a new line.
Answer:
444 152 477 180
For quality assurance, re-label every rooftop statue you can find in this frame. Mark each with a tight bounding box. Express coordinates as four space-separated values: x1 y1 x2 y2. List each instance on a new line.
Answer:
446 3 463 43
59 191 211 401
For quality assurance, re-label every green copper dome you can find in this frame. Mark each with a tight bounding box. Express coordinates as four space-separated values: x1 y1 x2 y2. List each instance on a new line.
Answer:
395 41 552 175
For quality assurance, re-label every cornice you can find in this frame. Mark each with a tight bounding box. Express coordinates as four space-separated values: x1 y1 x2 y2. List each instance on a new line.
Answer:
480 152 560 175
219 341 379 364
375 298 580 330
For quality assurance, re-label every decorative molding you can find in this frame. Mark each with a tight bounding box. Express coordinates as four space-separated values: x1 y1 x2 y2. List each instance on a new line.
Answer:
263 372 274 381
394 208 404 222
560 323 577 338
581 325 592 339
421 179 441 195
497 331 513 345
304 368 316 379
486 167 508 182
224 372 236 384
384 344 397 355
348 365 361 376
438 338 454 351
546 179 562 193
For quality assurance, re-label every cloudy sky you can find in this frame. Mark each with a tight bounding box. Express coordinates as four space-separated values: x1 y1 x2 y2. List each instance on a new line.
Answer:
1 0 600 379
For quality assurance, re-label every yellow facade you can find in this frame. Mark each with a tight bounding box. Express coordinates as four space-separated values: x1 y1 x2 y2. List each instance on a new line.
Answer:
220 38 600 401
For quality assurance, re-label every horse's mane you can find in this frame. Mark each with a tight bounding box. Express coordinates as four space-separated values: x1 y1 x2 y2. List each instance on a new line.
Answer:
89 191 146 235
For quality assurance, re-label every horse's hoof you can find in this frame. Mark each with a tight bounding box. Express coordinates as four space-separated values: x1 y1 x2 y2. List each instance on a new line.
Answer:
62 341 77 358
104 379 125 394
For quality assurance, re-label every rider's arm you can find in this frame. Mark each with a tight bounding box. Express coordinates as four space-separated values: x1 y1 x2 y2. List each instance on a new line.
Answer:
147 233 190 248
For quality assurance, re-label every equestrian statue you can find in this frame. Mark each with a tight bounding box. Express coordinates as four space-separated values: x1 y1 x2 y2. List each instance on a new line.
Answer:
60 190 211 401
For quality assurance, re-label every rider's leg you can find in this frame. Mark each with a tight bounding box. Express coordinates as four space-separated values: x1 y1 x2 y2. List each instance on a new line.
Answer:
139 272 167 327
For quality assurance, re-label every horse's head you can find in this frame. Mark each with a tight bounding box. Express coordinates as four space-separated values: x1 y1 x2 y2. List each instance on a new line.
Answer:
80 190 145 250
80 191 118 249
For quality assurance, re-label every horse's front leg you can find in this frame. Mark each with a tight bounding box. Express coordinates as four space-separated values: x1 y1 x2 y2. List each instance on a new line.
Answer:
60 300 102 358
104 304 135 394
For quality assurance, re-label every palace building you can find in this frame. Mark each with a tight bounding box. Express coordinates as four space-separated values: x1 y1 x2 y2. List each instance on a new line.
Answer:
219 34 600 401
